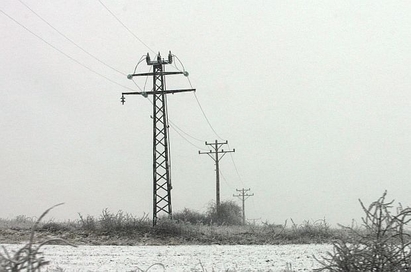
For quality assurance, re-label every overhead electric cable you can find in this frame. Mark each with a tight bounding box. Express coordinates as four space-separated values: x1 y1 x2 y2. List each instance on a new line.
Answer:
192 92 226 141
0 9 136 92
170 123 206 151
219 169 234 190
98 0 156 55
228 151 245 186
18 0 127 77
129 55 148 92
168 119 206 144
172 54 226 141
172 55 246 186
143 93 207 150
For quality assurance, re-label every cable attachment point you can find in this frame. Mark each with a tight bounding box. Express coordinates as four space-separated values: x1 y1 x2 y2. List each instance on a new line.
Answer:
142 91 148 98
127 74 133 80
183 71 189 77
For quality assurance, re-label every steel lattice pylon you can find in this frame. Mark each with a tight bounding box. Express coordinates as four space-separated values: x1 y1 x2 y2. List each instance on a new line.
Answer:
151 62 172 225
122 52 195 225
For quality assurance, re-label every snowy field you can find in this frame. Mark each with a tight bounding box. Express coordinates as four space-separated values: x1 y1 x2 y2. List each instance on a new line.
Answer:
1 244 333 271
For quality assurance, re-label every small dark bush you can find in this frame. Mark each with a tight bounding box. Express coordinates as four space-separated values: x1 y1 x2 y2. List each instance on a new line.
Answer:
207 200 242 226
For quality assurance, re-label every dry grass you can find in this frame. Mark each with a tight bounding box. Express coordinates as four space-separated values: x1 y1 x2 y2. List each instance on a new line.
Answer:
0 203 76 272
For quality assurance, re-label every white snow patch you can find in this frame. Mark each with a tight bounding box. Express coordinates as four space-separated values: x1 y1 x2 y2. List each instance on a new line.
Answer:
1 244 333 271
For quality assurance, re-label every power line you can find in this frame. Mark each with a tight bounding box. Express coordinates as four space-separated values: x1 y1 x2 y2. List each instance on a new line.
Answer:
169 121 207 151
169 119 206 144
218 169 234 190
0 9 135 92
18 0 127 77
172 55 227 141
228 145 245 186
3 5 206 152
142 91 207 150
193 92 226 141
173 55 245 187
98 0 156 55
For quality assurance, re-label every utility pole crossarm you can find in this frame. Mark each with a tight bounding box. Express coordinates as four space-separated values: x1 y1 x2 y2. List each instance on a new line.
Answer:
199 140 235 210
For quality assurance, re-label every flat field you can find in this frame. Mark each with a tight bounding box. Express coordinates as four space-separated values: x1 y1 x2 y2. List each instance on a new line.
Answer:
0 243 332 271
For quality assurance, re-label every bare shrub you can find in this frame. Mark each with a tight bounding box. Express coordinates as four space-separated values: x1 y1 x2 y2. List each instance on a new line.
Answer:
78 213 97 231
315 191 411 271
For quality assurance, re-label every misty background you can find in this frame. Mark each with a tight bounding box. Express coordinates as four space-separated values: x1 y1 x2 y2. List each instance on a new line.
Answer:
1 1 411 226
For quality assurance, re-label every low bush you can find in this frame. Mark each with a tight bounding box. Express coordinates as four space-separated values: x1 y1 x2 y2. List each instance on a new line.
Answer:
173 201 243 226
2 206 345 245
153 218 184 236
282 219 334 243
78 209 152 235
173 208 208 224
0 215 36 230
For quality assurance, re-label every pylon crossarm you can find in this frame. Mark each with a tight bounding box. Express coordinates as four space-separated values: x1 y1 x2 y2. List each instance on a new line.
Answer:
128 71 185 78
122 89 195 100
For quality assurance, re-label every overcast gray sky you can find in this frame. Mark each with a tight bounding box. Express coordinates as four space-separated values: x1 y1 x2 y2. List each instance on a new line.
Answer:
1 1 411 226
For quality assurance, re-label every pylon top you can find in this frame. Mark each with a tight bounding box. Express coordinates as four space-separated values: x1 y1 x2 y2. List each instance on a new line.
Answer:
146 51 173 66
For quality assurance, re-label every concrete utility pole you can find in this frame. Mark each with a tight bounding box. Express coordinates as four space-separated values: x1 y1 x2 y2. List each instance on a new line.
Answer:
122 51 195 226
199 140 235 211
233 188 254 225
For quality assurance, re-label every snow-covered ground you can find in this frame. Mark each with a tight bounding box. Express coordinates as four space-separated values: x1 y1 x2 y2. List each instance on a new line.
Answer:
1 244 333 271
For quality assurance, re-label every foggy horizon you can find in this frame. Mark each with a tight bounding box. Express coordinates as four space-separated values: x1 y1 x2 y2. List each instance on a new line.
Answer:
1 1 411 227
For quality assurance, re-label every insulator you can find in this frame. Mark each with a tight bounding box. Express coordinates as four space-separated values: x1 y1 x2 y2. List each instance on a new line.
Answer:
121 96 125 104
168 51 173 64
